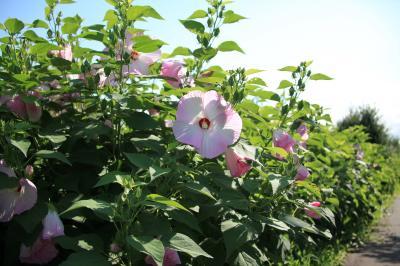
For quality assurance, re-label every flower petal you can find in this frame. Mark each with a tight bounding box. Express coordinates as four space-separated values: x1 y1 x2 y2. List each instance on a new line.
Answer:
173 121 204 149
202 90 227 121
197 130 229 159
42 210 65 240
175 91 204 123
212 108 242 146
14 179 37 215
20 238 59 264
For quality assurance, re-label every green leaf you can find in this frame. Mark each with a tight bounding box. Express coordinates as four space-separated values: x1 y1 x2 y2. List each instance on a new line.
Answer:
180 20 205 34
310 73 333 80
221 220 260 259
126 235 164 266
277 80 293 89
127 6 163 21
103 10 118 28
279 66 297 72
4 18 24 34
245 69 265 75
196 76 225 84
249 90 280 102
39 134 67 144
134 38 166 53
61 199 113 219
36 150 71 166
187 10 208 19
23 30 46 42
94 171 130 187
31 19 49 29
15 201 48 233
10 139 31 157
145 194 190 213
223 10 246 24
123 111 159 130
269 174 293 195
169 46 192 57
218 41 244 53
30 42 60 55
62 16 82 35
50 57 72 71
56 234 104 252
247 77 267 86
149 165 170 181
265 218 290 231
60 251 111 266
183 182 216 200
0 174 18 189
124 153 153 169
166 233 213 258
270 146 288 159
234 251 258 266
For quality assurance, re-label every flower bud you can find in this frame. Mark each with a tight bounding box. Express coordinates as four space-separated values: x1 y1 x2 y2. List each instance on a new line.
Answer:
25 165 34 177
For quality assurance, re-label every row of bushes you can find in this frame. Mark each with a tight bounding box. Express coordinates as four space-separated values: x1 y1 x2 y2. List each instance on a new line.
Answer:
1 0 399 265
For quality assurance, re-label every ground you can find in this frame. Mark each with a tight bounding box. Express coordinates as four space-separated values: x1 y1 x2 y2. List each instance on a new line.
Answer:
345 197 400 266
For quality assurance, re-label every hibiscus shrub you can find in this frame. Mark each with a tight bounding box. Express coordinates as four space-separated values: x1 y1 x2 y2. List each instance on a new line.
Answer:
1 0 399 265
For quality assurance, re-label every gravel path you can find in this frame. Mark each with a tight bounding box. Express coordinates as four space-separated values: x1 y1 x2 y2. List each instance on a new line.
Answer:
344 197 400 266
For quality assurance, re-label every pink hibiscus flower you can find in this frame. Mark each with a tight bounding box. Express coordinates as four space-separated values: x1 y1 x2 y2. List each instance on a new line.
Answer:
145 248 181 266
272 129 296 160
304 201 321 219
161 60 185 88
42 210 65 240
19 238 59 264
173 90 242 159
0 160 37 222
6 91 42 122
225 147 252 177
295 165 310 181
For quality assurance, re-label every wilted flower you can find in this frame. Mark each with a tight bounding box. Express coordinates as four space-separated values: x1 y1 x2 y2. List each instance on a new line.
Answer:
225 147 252 177
173 90 242 159
161 60 185 88
42 209 65 240
295 165 310 181
0 160 38 222
20 238 59 264
145 248 181 266
305 201 321 219
272 129 296 160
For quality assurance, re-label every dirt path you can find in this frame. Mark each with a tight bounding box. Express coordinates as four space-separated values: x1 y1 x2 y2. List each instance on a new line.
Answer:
344 197 400 266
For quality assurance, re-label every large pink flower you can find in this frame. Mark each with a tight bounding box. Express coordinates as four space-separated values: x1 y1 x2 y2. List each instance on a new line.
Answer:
173 90 242 159
19 238 59 264
296 124 309 141
122 49 161 75
295 165 310 181
161 60 185 88
145 248 181 266
0 160 37 222
304 201 321 219
6 92 42 122
272 129 296 160
225 148 252 177
42 210 65 240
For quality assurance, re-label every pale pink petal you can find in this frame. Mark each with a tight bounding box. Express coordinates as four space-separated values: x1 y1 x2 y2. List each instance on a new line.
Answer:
60 44 73 61
202 90 227 121
225 148 252 177
164 120 174 128
161 60 184 88
42 210 64 240
14 178 37 215
197 129 230 159
297 124 309 141
0 160 16 177
7 95 27 119
20 238 59 264
144 50 161 63
175 91 204 123
173 121 204 149
163 248 181 266
295 165 310 181
212 109 242 146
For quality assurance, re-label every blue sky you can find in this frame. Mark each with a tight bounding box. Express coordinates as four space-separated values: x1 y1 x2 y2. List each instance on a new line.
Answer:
1 0 400 136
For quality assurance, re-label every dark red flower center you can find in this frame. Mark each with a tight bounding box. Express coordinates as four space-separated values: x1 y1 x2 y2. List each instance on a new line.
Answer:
198 118 211 129
131 50 140 60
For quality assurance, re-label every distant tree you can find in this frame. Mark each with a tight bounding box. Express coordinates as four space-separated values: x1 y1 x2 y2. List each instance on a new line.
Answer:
337 106 389 145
